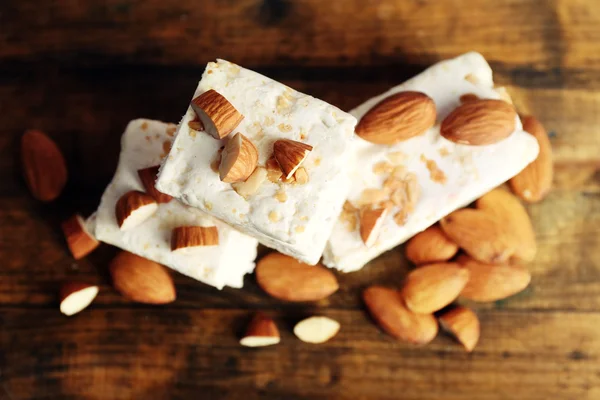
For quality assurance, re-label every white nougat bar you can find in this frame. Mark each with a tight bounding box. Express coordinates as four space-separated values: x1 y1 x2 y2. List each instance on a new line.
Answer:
156 60 357 265
323 52 540 272
93 119 258 289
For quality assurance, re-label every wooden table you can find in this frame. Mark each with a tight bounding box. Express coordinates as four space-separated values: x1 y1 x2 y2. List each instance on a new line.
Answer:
1 1 600 399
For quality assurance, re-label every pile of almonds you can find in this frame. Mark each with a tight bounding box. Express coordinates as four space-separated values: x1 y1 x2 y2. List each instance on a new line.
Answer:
21 108 552 351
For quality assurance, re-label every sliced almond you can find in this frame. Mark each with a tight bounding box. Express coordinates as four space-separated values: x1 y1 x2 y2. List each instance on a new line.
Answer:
400 263 470 314
115 190 158 231
59 282 99 316
109 251 176 304
21 129 68 202
219 132 258 183
457 254 531 302
256 252 338 302
293 316 340 344
440 99 517 145
61 214 100 260
138 165 172 203
439 306 480 352
356 91 437 144
440 208 517 264
359 207 389 247
273 139 313 179
190 89 244 139
476 188 537 263
509 115 553 203
240 313 280 347
363 286 438 345
171 226 219 252
232 166 267 198
405 225 459 265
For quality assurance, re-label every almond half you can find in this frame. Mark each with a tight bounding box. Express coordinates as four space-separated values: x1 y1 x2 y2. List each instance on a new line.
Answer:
171 226 219 252
405 225 459 265
219 132 258 183
441 99 517 145
293 316 340 344
256 252 338 302
240 313 280 347
509 115 553 202
61 214 100 260
59 282 99 316
359 207 389 247
138 165 172 203
440 208 517 264
115 190 158 231
476 188 536 263
109 251 176 304
21 129 68 202
363 286 438 345
356 91 437 144
439 306 480 352
273 139 313 179
457 255 531 302
400 263 470 314
191 89 244 139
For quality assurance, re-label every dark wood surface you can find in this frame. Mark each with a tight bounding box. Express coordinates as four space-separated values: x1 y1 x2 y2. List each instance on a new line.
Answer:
2 1 600 399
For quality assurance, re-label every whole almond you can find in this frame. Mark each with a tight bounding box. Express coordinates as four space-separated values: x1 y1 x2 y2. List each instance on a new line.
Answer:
405 225 459 265
439 306 480 352
255 252 338 302
440 99 517 145
400 263 470 314
21 130 68 201
457 255 531 302
109 251 176 304
440 208 517 264
356 91 436 144
476 188 536 263
509 116 553 202
363 286 438 345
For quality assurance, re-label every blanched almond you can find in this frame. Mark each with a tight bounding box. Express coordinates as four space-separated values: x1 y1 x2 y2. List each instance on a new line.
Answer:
293 316 340 344
171 226 219 252
363 286 438 345
256 252 338 302
59 282 99 316
232 166 267 198
359 207 388 247
356 91 436 144
115 190 158 231
138 165 172 203
61 214 100 260
400 263 470 314
405 225 459 265
439 306 480 352
240 313 280 347
219 132 258 183
190 89 244 139
273 139 313 179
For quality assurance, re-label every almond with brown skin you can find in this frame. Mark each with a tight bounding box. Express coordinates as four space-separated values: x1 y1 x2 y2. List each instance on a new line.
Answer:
400 263 470 314
219 132 258 183
171 226 219 252
115 190 158 231
405 225 459 265
109 251 176 304
441 99 517 145
191 89 244 139
21 130 68 202
240 313 280 347
440 208 517 264
138 165 172 203
255 252 338 302
273 139 313 179
476 188 536 263
59 282 99 316
509 115 553 202
439 305 480 352
356 91 436 144
61 214 100 260
363 286 438 345
359 207 389 247
457 255 531 302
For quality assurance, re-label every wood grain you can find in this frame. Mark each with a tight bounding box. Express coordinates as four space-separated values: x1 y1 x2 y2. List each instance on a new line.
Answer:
1 0 600 398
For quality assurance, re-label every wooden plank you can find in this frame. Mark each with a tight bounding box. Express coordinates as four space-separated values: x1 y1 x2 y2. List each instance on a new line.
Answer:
0 0 596 75
2 308 600 399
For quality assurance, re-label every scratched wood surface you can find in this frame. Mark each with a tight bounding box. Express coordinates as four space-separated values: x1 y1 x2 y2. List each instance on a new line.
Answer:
1 0 600 399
